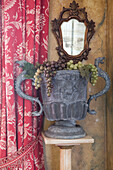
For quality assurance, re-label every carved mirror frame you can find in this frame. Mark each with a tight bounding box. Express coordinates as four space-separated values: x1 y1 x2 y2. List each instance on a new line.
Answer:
52 0 95 63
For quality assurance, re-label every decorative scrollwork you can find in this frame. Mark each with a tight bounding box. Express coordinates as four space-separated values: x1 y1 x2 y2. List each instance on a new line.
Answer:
52 0 95 63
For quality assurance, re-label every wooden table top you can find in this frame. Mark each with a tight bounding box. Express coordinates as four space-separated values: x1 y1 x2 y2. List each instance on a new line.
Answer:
42 132 94 146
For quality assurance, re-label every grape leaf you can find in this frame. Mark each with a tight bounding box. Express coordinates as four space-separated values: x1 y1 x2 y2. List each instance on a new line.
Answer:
79 65 90 81
79 67 85 77
23 62 36 78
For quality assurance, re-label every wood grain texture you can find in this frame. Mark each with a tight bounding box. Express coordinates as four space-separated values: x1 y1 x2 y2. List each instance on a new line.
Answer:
44 0 107 169
42 132 94 145
106 0 113 169
60 149 71 170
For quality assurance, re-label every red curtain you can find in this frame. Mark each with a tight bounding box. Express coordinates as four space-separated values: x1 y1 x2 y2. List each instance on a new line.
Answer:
0 0 49 169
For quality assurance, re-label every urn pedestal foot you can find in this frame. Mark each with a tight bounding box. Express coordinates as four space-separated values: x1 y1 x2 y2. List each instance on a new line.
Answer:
44 120 86 139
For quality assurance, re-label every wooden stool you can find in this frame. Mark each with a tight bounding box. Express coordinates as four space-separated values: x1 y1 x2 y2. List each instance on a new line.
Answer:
42 132 94 170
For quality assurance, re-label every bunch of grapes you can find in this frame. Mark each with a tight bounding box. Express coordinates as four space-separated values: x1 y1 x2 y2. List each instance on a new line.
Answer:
34 60 67 97
66 60 98 86
34 59 98 97
67 60 83 70
88 64 98 86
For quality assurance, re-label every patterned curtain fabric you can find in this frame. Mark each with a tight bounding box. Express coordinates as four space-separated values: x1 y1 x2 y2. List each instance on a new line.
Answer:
0 0 49 169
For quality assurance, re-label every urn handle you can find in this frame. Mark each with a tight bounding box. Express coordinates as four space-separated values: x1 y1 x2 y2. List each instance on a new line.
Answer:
15 61 43 116
87 57 111 115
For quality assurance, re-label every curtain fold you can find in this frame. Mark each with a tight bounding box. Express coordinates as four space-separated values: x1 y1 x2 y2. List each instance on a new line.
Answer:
0 0 49 169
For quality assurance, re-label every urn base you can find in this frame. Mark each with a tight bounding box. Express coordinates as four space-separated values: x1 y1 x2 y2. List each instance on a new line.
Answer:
44 120 86 139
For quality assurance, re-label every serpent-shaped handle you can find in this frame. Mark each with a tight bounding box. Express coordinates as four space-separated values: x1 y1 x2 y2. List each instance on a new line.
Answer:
15 61 43 116
87 57 111 115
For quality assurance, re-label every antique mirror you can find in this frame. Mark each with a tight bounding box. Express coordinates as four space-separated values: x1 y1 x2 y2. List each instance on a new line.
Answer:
52 0 95 63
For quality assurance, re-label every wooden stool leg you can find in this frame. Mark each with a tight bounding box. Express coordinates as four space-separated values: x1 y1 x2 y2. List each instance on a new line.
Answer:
60 148 72 170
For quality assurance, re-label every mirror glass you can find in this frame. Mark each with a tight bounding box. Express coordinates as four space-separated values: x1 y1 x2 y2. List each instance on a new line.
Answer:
61 19 86 56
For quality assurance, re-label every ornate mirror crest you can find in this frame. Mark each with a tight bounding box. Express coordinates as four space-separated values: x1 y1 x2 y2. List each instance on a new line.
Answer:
52 0 95 63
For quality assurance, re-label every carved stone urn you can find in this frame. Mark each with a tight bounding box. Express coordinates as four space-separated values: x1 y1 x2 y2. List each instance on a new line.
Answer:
41 70 88 138
15 57 110 139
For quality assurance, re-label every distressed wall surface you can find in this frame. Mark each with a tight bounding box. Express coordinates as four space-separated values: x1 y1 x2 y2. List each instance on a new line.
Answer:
106 0 113 169
43 0 113 169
